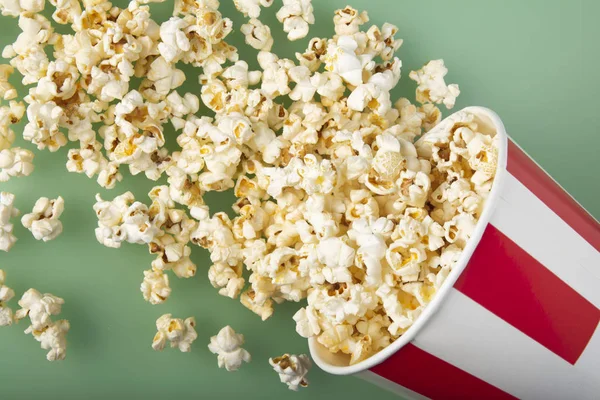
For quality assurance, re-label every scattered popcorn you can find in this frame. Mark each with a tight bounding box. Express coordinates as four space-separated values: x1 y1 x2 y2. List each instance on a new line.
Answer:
241 18 273 51
269 353 311 391
276 0 314 41
0 192 19 252
409 60 460 109
0 269 15 326
0 147 35 182
208 326 251 371
21 196 64 242
152 313 197 352
0 0 499 371
141 268 172 305
25 319 70 361
15 288 69 361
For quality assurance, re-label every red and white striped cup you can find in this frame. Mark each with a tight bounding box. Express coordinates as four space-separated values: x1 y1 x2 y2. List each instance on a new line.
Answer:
309 107 600 399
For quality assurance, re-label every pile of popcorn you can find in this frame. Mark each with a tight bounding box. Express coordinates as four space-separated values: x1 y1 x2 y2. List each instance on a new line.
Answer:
0 269 70 361
0 0 499 374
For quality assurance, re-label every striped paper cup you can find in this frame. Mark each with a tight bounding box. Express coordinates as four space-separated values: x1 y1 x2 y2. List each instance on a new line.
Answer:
308 107 600 399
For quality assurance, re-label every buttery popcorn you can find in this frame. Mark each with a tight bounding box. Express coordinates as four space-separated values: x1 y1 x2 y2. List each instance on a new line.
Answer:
269 353 311 391
208 325 251 371
0 269 15 326
21 196 64 242
152 313 198 352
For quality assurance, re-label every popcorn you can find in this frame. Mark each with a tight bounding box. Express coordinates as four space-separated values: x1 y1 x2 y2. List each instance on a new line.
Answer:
208 262 245 299
0 147 34 181
0 192 19 252
276 0 314 41
152 313 197 352
23 102 66 152
269 353 311 391
333 6 369 36
141 268 171 304
234 0 273 18
208 326 251 371
25 319 70 361
240 18 273 51
15 289 64 331
21 196 64 242
0 269 15 326
409 60 460 109
0 0 498 370
0 64 17 100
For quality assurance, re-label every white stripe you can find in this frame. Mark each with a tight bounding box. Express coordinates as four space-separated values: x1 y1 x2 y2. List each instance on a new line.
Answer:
413 289 600 399
490 173 600 307
357 371 429 400
575 323 600 378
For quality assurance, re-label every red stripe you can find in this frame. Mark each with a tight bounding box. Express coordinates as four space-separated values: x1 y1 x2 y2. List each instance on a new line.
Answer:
455 224 600 364
507 139 600 252
370 343 515 399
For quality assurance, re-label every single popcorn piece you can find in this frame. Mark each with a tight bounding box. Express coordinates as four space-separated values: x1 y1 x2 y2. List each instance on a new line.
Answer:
269 353 311 391
0 147 34 182
141 268 172 305
0 192 19 252
152 314 198 352
276 0 315 41
25 319 70 361
234 0 273 18
208 326 251 371
0 64 17 100
21 196 64 242
409 59 460 109
241 19 273 51
208 262 245 299
15 288 64 330
0 269 15 326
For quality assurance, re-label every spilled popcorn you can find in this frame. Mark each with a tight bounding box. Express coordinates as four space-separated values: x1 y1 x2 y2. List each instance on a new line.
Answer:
15 288 69 361
152 313 198 352
0 192 19 252
21 196 64 242
269 353 311 391
0 0 499 371
208 326 251 371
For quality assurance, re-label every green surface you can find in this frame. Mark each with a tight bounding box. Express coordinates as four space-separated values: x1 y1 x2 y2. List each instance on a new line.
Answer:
1 0 599 399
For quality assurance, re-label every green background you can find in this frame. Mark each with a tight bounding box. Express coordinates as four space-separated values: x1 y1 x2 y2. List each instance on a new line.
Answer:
1 0 599 399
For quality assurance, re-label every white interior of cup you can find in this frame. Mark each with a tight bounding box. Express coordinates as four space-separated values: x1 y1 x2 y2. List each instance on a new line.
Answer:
309 106 509 375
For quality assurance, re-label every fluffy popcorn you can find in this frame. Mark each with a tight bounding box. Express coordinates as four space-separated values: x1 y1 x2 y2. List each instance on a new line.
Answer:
409 60 460 109
208 326 251 371
234 0 273 18
0 192 19 252
208 262 245 299
0 147 34 181
0 0 497 370
276 0 314 41
0 269 15 326
23 102 66 152
15 289 64 331
152 313 197 352
269 353 311 391
241 18 273 51
21 196 64 242
141 268 172 305
25 319 70 361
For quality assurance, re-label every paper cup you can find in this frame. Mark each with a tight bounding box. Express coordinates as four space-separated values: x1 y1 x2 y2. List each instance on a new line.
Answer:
309 107 600 399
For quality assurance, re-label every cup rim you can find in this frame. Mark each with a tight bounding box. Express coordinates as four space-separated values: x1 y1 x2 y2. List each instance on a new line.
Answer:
308 106 509 375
